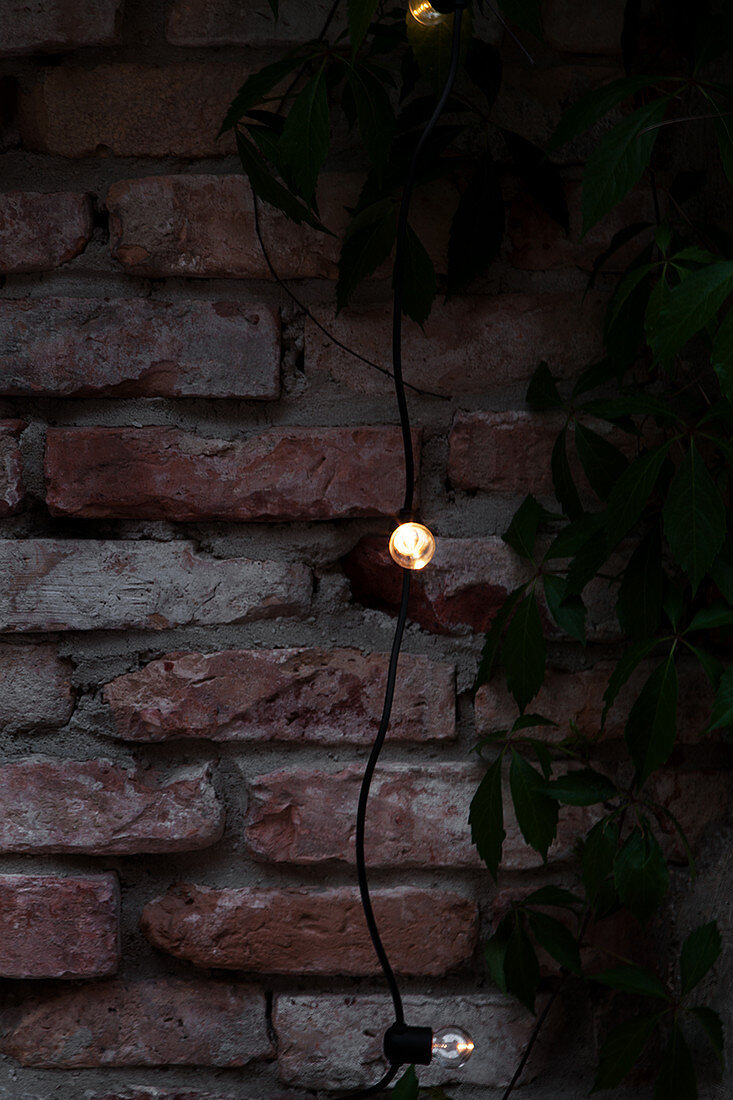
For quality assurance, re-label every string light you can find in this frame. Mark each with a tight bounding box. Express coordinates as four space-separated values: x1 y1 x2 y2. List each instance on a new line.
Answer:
432 1025 475 1069
409 0 450 25
389 521 436 570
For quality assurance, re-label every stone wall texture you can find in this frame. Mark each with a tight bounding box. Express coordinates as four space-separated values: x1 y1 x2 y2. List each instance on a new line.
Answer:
0 3 729 1100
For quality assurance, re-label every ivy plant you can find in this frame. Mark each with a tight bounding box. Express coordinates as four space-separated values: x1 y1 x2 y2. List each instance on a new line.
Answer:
222 1 730 1096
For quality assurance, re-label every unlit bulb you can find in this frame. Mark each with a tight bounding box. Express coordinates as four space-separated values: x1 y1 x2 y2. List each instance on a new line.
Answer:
409 0 449 25
432 1025 474 1068
388 522 436 570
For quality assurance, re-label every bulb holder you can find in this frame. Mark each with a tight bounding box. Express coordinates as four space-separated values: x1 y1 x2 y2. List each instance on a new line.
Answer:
383 1023 433 1066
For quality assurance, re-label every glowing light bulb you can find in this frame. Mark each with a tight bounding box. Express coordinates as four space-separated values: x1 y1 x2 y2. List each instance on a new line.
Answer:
409 0 449 26
431 1025 474 1069
388 522 436 570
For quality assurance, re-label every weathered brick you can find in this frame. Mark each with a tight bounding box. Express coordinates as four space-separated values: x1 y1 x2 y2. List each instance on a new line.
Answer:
0 191 92 273
245 763 595 869
542 0 625 54
92 1092 248 1100
648 768 730 862
0 539 310 632
0 298 280 398
141 884 477 976
508 183 657 271
0 643 74 732
342 536 617 639
45 426 418 521
0 419 25 515
104 648 455 744
476 661 715 745
0 757 223 854
107 174 350 279
0 0 122 56
0 979 271 1067
274 993 559 1088
19 63 245 157
305 293 607 397
167 0 339 46
0 873 119 979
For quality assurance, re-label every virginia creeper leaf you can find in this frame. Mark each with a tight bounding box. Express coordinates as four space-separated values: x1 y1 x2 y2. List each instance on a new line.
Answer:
469 756 505 880
663 441 726 594
613 825 670 925
509 749 558 860
502 592 546 711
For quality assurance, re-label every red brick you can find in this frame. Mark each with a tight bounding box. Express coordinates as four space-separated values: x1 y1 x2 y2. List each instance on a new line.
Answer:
342 536 618 639
141 884 477 976
0 0 122 56
0 757 223 854
508 183 657 271
648 768 730 862
0 191 92 273
19 63 244 158
476 661 715 745
305 293 607 397
0 872 119 979
107 174 352 279
542 0 625 54
0 978 271 1067
0 419 25 515
0 298 280 398
274 993 563 1088
0 643 74 732
245 763 595 869
104 648 455 744
167 0 340 46
0 539 310 632
45 426 418 521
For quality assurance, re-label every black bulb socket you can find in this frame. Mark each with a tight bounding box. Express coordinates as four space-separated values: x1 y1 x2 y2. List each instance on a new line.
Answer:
383 1023 433 1066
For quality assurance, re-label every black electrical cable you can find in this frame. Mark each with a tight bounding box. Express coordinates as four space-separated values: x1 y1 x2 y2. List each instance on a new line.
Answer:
342 4 467 1095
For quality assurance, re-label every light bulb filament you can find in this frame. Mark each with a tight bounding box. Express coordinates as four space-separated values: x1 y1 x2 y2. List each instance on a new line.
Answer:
388 522 436 570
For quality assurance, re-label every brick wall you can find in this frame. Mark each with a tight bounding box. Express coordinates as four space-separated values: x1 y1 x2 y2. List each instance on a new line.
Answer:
0 3 729 1100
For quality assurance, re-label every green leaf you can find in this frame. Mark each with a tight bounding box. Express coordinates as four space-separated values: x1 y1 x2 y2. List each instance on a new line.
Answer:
524 885 581 909
474 585 526 690
592 1013 662 1092
707 666 733 730
235 131 327 231
485 917 510 992
688 1006 724 1067
543 574 586 644
651 261 733 365
550 76 664 151
564 530 609 598
613 825 670 925
604 254 654 371
545 513 603 560
684 642 722 690
711 543 733 604
220 51 316 134
653 1024 697 1100
680 921 722 995
348 0 380 52
663 442 726 594
528 911 581 974
346 64 395 169
495 0 542 38
544 768 616 806
583 394 678 424
503 494 545 561
337 199 397 311
511 714 558 733
552 427 582 519
509 750 559 860
503 129 569 232
574 421 629 501
593 964 669 1000
469 756 505 880
625 653 678 787
504 916 540 1012
712 308 733 406
395 225 436 326
465 38 502 107
602 638 659 725
687 601 733 632
407 7 472 94
503 593 546 712
582 818 619 907
582 98 670 234
606 442 671 543
616 531 663 639
447 152 504 291
392 1064 419 1100
713 113 733 185
526 361 563 410
279 63 330 204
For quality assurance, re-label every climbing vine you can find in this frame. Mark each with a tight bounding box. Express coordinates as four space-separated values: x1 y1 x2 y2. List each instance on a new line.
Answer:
222 1 731 1096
